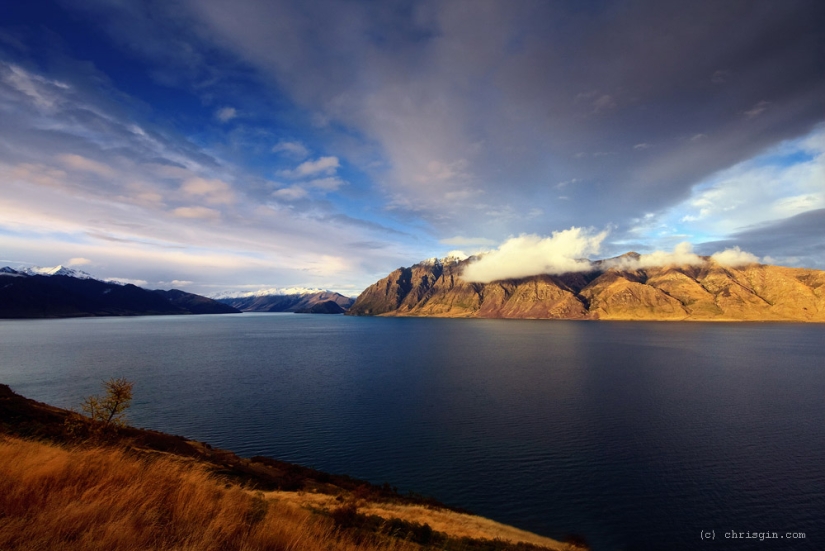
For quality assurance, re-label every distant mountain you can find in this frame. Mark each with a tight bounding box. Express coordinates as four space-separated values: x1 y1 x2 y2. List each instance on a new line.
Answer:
347 256 825 322
294 300 347 314
217 291 355 313
19 265 95 279
152 289 240 315
0 267 240 319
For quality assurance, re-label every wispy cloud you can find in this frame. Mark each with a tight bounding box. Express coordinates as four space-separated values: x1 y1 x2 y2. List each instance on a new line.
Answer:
67 257 92 266
743 101 770 119
279 156 340 179
215 106 237 122
272 140 309 159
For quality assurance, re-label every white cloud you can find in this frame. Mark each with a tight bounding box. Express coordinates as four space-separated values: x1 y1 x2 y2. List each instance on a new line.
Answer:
461 227 608 283
605 242 704 270
711 246 760 267
272 140 309 158
67 257 91 266
172 206 220 219
107 277 149 286
272 185 307 201
181 177 235 205
58 154 117 178
2 64 69 110
658 128 825 237
215 106 237 122
279 156 340 179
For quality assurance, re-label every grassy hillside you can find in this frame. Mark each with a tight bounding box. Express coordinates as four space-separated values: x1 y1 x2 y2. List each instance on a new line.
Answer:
0 385 582 551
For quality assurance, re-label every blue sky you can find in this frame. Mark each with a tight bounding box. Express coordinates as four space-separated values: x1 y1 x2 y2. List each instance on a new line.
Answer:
1 0 823 295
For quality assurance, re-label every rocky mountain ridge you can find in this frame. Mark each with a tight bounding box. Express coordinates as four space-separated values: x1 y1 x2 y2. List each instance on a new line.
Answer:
346 255 825 321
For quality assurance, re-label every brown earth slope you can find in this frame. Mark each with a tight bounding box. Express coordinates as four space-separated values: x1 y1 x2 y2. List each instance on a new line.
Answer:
0 384 578 551
347 257 825 321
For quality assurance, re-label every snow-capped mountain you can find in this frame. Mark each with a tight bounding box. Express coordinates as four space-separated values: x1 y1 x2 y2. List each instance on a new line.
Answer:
0 267 25 277
210 287 326 300
19 265 96 280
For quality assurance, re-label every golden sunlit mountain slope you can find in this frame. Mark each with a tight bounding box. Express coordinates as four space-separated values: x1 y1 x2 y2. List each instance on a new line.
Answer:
347 257 825 321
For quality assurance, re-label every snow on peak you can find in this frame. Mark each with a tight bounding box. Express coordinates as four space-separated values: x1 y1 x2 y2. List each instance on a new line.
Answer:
442 251 468 263
210 287 326 299
0 267 24 277
418 253 468 267
19 265 96 279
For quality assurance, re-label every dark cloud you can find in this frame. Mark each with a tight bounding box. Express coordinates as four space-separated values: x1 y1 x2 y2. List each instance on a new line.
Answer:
162 0 825 235
2 0 823 286
698 209 825 269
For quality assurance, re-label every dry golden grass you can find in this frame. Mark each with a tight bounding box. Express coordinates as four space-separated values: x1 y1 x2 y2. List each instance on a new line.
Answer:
267 491 568 550
0 435 415 551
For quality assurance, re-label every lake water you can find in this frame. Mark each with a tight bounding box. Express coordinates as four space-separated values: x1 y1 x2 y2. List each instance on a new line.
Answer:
1 314 823 550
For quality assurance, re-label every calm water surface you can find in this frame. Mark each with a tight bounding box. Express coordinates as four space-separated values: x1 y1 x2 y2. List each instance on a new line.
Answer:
1 314 823 550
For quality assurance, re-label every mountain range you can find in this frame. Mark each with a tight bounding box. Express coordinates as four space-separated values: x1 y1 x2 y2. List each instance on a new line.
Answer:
216 291 355 314
0 267 239 319
346 254 825 322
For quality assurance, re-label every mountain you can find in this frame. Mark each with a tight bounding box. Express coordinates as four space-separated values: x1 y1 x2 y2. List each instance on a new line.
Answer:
19 265 95 279
152 289 240 315
294 300 347 314
217 291 355 313
0 267 240 318
347 256 825 322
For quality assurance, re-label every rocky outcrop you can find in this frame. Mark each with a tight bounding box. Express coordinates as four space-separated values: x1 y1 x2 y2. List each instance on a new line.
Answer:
347 256 825 322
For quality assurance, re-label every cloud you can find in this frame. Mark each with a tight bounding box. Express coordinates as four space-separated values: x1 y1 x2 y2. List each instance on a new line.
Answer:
697 209 825 270
279 156 340 179
606 242 705 270
58 154 117 178
215 106 237 122
633 143 651 150
743 100 770 118
592 94 616 112
67 257 92 266
106 277 149 286
172 206 220 219
710 246 760 267
272 140 309 158
180 178 235 205
461 228 608 283
655 128 825 238
2 64 69 110
272 185 308 201
306 176 345 191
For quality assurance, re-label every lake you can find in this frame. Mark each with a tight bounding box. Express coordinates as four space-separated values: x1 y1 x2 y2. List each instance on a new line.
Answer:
1 314 823 550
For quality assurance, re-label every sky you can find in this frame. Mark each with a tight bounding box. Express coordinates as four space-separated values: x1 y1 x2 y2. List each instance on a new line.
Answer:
0 0 823 296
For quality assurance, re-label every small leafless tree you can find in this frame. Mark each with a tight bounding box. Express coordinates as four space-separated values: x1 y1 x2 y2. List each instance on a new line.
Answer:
81 377 134 427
